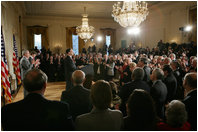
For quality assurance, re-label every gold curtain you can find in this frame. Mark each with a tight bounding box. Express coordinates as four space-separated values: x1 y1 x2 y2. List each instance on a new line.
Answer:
100 28 116 49
27 26 49 50
66 27 85 53
189 7 197 43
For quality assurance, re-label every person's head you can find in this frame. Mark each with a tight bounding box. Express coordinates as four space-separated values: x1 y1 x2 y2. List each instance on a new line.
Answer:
192 58 197 68
72 70 85 86
150 68 164 81
169 53 176 60
163 57 172 65
30 51 37 58
127 58 132 65
66 48 74 56
165 100 187 128
127 89 156 130
90 80 112 110
138 57 148 67
162 64 173 77
183 72 197 94
22 50 30 58
129 62 137 72
23 69 48 95
170 61 179 71
131 67 144 81
157 56 163 64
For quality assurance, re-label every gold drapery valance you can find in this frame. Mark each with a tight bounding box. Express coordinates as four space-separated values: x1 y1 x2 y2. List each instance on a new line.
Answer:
27 26 49 50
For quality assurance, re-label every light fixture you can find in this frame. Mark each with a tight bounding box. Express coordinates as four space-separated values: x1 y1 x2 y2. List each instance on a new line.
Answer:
76 7 95 42
184 25 192 32
112 1 149 28
97 36 102 42
127 27 140 35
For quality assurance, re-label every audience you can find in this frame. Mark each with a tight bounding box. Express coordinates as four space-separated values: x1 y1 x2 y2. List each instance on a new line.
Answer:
61 70 92 121
157 100 190 131
123 89 157 130
182 72 197 130
1 69 74 130
75 80 123 131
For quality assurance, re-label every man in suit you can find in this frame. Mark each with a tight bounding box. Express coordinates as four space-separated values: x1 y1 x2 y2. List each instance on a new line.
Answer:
1 69 74 131
64 48 76 90
138 57 151 83
119 67 151 116
162 64 177 103
182 72 197 130
20 50 39 97
150 68 167 119
61 70 92 121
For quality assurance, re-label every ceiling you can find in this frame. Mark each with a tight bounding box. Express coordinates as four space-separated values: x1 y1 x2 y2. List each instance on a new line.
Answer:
24 1 160 19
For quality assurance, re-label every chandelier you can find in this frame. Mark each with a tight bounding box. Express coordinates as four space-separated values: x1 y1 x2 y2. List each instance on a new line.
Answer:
76 7 95 42
112 1 149 28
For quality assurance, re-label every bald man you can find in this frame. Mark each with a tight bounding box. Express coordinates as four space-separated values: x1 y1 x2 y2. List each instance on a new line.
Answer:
182 72 197 130
61 70 92 121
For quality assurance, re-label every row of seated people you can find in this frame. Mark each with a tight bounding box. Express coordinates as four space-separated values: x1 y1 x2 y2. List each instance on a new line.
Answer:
2 68 196 131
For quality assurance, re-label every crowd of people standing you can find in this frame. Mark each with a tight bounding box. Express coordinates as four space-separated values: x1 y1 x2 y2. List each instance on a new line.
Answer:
2 41 196 130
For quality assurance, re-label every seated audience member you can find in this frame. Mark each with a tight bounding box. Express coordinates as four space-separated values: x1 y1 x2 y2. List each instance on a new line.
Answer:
109 81 121 110
1 69 74 131
162 64 177 103
157 100 190 131
182 72 197 130
61 70 92 121
75 80 123 131
150 68 167 119
124 89 157 130
119 67 150 116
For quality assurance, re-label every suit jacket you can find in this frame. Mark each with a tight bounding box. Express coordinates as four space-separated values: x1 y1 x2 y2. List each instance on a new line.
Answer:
61 85 92 120
64 55 76 81
20 56 33 80
1 93 74 131
150 80 167 118
143 66 151 83
75 108 123 131
119 80 151 116
183 90 197 130
163 73 177 102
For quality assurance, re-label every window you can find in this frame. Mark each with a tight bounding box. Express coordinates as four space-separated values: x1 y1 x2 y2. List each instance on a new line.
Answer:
106 35 111 47
34 34 42 50
106 35 111 55
72 35 79 55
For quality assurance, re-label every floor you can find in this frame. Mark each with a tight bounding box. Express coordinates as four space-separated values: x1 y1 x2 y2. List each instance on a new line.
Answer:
13 82 66 102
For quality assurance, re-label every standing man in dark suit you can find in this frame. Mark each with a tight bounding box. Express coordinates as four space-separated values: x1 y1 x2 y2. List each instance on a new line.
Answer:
138 57 151 83
183 72 197 130
64 48 76 91
61 70 92 121
20 50 39 97
162 64 177 103
1 69 74 131
119 67 151 116
150 68 167 119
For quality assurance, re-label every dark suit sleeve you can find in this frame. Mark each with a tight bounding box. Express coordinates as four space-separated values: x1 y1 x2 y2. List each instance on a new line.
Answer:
150 86 159 102
69 58 77 72
21 59 33 70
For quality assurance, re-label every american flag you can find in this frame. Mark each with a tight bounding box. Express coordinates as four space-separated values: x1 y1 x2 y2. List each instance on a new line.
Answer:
12 34 21 87
1 27 12 102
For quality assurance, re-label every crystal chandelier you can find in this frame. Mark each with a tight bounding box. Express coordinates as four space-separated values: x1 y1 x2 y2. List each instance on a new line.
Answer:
112 1 149 28
76 7 95 42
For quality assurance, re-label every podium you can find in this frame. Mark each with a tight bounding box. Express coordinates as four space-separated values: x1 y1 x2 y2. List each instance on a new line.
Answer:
81 64 94 76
